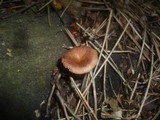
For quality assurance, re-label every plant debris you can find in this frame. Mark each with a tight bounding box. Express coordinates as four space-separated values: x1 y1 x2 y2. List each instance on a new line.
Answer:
42 0 160 119
2 0 159 120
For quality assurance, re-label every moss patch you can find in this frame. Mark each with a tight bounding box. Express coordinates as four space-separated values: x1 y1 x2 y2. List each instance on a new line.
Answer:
0 12 71 120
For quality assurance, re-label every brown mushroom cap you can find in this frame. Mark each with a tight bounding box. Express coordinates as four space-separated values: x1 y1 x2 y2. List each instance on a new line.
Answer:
61 45 98 74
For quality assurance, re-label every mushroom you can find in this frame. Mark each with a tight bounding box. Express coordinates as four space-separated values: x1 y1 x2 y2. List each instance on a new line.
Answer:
61 45 98 74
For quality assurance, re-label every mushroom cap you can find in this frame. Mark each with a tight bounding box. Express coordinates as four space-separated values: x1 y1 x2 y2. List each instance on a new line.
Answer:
61 45 98 74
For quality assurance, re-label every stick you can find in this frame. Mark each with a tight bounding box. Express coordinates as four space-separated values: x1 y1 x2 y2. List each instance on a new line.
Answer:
56 90 70 120
64 28 79 46
70 77 98 120
135 46 154 119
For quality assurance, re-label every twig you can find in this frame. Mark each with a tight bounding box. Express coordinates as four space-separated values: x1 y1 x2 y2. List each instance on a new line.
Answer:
59 110 100 120
113 14 151 61
94 40 119 70
61 0 73 17
72 74 91 118
152 107 160 120
137 25 147 67
108 76 117 97
151 31 160 42
93 9 113 76
56 90 70 120
152 38 160 60
64 28 79 46
107 50 133 53
89 41 130 86
128 53 135 75
89 20 133 93
80 7 108 11
46 73 61 117
1 1 41 19
46 84 55 117
70 77 98 120
91 72 98 116
39 0 52 11
79 0 105 5
95 18 107 35
135 46 154 119
57 102 61 119
144 97 160 107
103 31 108 101
119 11 142 39
103 55 107 101
94 20 131 79
65 104 81 120
76 22 94 39
129 74 140 100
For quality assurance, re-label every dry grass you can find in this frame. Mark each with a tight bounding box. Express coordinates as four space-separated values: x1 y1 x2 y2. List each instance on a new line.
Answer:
33 0 160 119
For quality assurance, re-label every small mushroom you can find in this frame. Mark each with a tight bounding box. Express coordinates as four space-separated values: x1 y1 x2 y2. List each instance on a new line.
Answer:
61 45 98 74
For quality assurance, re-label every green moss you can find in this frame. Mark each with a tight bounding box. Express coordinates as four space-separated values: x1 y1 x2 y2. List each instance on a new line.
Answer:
0 12 71 119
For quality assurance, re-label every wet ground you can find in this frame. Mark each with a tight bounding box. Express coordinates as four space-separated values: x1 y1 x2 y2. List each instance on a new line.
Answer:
0 11 71 120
